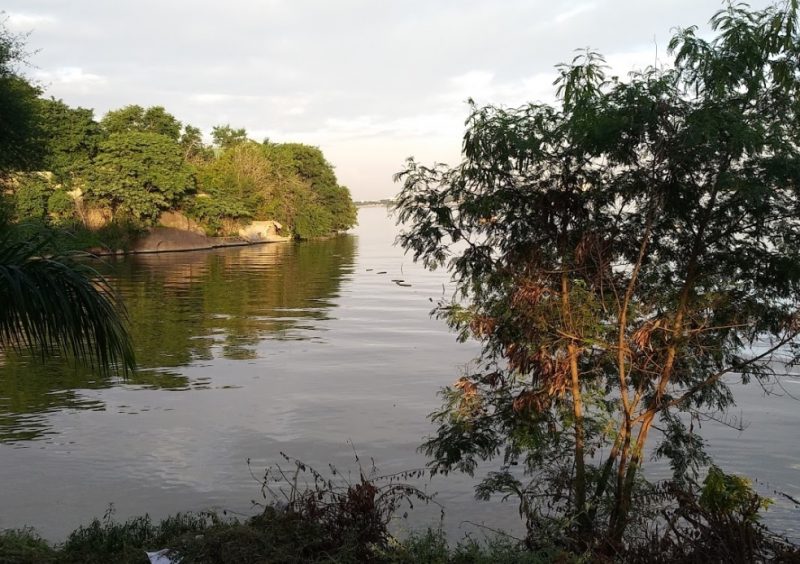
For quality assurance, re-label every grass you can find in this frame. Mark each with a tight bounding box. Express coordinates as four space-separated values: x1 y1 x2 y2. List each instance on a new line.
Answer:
0 510 556 564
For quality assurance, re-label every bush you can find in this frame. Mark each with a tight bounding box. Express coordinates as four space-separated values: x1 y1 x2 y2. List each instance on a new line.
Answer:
14 174 51 222
46 189 76 225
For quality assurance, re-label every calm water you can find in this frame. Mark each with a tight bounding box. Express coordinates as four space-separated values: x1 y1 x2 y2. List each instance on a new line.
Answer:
0 207 798 540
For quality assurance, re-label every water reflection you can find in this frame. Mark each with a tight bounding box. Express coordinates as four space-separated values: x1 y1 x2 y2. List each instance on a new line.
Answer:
0 236 356 442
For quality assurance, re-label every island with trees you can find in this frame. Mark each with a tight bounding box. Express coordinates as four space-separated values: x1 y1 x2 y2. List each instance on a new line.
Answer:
2 64 357 253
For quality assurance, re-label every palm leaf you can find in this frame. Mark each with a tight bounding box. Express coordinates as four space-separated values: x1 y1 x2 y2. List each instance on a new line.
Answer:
0 232 135 375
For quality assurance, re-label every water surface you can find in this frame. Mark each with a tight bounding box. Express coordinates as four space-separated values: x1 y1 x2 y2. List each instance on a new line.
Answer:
0 207 797 540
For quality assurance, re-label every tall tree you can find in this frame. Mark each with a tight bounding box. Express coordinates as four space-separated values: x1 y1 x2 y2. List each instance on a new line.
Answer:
395 0 800 551
87 131 195 223
37 98 102 183
0 21 134 374
211 124 248 149
0 22 41 174
101 105 182 141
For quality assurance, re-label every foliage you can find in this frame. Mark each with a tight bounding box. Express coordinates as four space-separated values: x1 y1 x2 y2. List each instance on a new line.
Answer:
36 98 102 183
180 124 213 163
87 131 195 224
0 513 555 564
195 141 356 238
13 173 52 221
47 189 76 225
0 231 135 375
100 105 182 141
626 470 799 563
0 21 42 174
395 0 800 551
183 194 252 235
0 527 55 563
277 143 358 232
211 124 248 149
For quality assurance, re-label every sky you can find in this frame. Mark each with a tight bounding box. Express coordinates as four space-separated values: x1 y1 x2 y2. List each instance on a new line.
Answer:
5 0 773 200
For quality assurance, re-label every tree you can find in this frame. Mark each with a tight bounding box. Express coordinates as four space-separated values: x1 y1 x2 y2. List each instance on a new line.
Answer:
180 124 212 163
275 143 358 232
101 105 182 141
87 131 195 224
13 173 52 221
0 22 134 375
211 124 248 149
37 97 102 183
0 21 42 174
395 1 800 551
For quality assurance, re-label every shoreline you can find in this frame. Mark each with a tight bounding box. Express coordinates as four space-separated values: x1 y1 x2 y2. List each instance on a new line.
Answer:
90 226 292 256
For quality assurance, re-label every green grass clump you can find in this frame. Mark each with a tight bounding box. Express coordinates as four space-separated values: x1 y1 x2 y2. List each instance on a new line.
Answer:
0 512 553 564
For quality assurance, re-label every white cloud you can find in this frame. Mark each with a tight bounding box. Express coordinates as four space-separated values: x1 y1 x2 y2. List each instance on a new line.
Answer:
439 70 557 107
554 3 597 24
34 67 107 94
5 12 57 31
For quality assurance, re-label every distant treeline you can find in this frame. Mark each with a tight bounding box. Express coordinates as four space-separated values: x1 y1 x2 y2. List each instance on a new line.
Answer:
1 68 357 240
354 199 395 207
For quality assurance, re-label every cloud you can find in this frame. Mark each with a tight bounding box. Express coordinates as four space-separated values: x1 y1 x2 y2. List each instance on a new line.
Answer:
188 93 312 119
34 67 107 94
553 3 597 24
439 70 557 107
5 12 57 31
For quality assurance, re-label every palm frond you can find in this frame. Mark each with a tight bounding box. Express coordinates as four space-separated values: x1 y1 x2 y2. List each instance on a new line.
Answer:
0 232 135 375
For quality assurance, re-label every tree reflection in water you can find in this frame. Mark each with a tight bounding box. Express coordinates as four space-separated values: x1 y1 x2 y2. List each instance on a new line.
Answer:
0 236 356 442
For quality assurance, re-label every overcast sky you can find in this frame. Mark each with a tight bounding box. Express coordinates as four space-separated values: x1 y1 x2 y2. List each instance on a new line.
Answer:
5 1 772 200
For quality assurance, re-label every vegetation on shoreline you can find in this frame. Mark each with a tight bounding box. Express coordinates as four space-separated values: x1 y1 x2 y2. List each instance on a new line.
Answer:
2 1 800 562
0 28 356 247
0 457 797 563
395 0 800 558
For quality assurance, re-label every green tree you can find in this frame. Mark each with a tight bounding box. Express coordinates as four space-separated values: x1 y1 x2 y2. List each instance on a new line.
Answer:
180 124 212 163
279 143 357 231
0 21 41 174
211 124 248 149
13 173 52 221
87 131 195 224
101 105 182 141
395 1 800 551
36 97 102 182
0 23 134 375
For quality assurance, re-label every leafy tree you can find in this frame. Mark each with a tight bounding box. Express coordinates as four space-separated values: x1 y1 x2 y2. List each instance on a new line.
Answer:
180 124 212 163
101 105 182 141
13 173 52 221
0 23 134 375
395 0 800 551
211 124 248 149
196 141 345 238
275 143 358 232
0 21 41 174
36 97 102 182
87 131 195 224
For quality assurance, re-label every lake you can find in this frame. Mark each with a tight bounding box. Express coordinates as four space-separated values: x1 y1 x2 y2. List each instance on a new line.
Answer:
0 206 798 541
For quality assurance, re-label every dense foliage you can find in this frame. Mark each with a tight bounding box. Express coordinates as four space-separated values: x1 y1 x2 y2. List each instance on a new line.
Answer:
87 131 195 223
396 0 800 555
0 19 135 375
1 41 356 240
